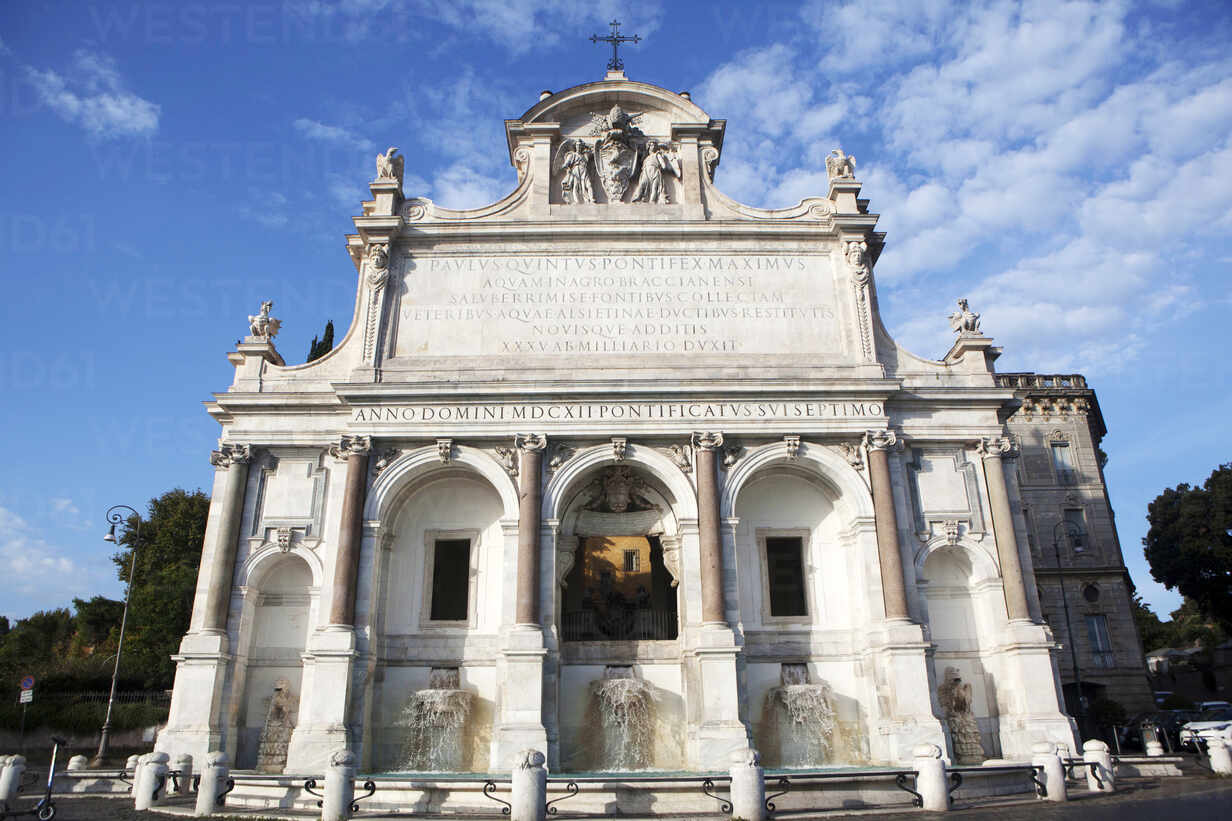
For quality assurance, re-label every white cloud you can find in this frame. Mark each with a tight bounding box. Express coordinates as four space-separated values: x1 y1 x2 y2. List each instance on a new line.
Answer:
0 504 93 616
293 118 375 152
697 0 1232 376
24 50 159 138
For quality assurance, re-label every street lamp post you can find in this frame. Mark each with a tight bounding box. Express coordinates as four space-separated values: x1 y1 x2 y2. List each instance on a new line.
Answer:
1052 519 1086 732
91 504 141 767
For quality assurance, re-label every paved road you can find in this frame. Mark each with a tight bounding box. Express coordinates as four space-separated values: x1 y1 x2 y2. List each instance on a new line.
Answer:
29 776 1232 819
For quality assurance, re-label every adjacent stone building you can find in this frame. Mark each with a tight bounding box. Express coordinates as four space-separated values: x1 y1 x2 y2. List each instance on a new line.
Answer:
998 373 1154 718
154 71 1149 775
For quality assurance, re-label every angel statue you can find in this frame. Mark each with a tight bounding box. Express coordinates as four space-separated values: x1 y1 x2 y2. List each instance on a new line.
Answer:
825 148 856 180
554 139 595 204
948 298 982 336
375 146 404 186
248 300 282 340
632 141 682 204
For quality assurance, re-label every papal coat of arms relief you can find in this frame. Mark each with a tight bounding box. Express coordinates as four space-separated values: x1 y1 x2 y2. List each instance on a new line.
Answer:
552 105 682 205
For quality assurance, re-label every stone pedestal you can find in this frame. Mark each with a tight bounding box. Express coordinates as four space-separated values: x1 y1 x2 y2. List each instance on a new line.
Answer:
495 627 549 769
690 626 752 770
286 627 357 773
156 631 231 764
991 620 1080 760
867 620 949 763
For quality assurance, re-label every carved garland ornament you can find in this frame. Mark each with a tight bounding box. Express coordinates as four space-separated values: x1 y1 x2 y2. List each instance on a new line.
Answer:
329 435 372 460
667 443 692 473
210 443 252 469
976 435 1017 459
362 242 391 363
845 240 874 361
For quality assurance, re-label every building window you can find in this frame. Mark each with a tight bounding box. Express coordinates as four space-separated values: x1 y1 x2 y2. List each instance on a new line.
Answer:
1086 614 1114 668
623 549 640 572
1050 442 1077 485
1064 508 1088 552
428 537 471 622
1082 583 1100 603
763 534 808 619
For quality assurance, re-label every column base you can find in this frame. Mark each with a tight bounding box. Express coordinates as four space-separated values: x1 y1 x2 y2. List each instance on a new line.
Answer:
155 632 232 765
494 627 548 770
287 725 352 774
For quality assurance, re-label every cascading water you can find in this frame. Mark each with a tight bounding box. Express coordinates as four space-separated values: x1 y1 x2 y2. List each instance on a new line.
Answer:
398 667 473 771
763 663 839 768
588 665 658 770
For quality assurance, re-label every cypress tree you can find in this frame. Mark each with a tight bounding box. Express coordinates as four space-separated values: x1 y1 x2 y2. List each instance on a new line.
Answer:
306 320 335 362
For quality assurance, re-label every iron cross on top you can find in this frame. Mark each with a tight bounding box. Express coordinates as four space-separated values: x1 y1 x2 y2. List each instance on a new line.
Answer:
591 19 640 72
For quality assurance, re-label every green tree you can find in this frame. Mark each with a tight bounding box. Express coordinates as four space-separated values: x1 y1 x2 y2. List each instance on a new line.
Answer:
306 319 335 362
72 595 124 647
1130 593 1176 653
110 488 210 688
0 608 75 685
1143 463 1232 632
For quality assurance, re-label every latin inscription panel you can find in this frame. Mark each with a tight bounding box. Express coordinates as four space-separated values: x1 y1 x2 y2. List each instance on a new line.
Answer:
393 253 843 358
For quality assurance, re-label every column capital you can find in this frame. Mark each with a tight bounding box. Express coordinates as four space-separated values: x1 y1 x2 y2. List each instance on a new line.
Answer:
329 435 371 460
692 431 724 451
209 443 252 469
514 432 547 452
863 430 900 452
977 435 1018 459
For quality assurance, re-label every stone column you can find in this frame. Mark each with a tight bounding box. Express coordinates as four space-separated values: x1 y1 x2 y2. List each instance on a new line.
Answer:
979 436 1030 622
495 435 550 767
515 433 547 627
329 435 372 626
692 432 726 626
202 443 252 632
864 431 909 621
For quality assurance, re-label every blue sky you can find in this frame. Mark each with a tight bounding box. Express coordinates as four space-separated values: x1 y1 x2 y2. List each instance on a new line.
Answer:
1 0 1229 622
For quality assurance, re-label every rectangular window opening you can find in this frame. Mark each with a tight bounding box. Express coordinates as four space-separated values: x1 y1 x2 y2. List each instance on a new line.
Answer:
429 538 471 622
1050 442 1077 485
765 536 807 618
623 549 640 572
1064 508 1087 552
1086 614 1114 667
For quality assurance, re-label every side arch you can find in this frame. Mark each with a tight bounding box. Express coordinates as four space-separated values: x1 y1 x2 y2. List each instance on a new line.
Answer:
364 444 520 523
239 541 325 590
721 440 873 520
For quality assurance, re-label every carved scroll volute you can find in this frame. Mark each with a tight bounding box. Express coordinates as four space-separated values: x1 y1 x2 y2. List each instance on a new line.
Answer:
362 239 395 366
556 534 580 588
659 534 682 588
844 238 876 363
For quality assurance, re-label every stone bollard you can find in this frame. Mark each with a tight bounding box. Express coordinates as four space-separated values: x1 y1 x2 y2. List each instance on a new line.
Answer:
1082 739 1115 792
1146 740 1165 757
134 751 171 810
322 749 357 821
0 755 26 805
912 743 949 812
194 751 230 817
1030 742 1067 803
1204 734 1232 776
729 748 766 821
512 749 547 821
174 753 194 796
66 754 88 771
125 754 140 778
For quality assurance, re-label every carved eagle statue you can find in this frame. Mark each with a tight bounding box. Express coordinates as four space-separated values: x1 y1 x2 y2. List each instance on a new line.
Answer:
375 146 404 184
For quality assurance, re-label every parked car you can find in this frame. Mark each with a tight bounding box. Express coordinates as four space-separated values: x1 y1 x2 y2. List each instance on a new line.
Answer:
1197 700 1231 711
1179 707 1232 749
